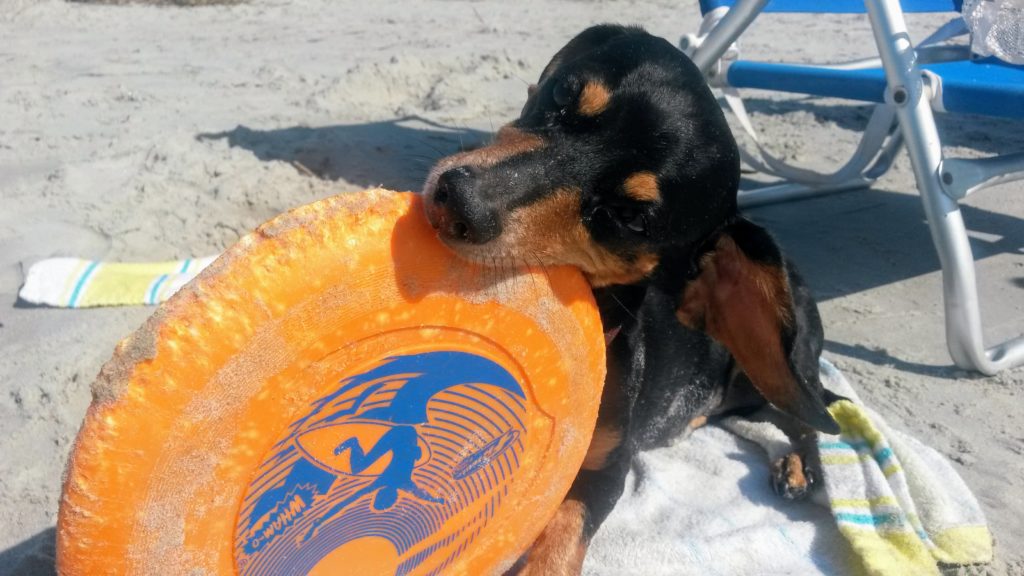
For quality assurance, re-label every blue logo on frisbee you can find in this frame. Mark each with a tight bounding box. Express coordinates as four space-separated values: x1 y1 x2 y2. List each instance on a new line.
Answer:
234 351 527 575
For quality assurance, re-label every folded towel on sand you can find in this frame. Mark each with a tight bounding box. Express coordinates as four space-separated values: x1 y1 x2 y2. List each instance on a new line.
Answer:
18 256 216 307
585 359 992 575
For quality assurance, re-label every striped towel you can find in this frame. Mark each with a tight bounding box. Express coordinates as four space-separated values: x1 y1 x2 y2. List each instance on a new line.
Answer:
585 358 992 575
18 256 217 308
814 360 992 574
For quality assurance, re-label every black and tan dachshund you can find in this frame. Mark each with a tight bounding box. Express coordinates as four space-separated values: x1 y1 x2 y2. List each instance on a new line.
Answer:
422 24 841 575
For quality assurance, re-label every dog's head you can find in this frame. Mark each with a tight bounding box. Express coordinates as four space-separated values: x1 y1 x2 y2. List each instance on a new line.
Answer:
423 25 837 433
423 25 740 287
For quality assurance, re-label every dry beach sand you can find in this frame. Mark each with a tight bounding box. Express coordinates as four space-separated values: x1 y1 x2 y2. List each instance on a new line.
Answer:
0 0 1021 573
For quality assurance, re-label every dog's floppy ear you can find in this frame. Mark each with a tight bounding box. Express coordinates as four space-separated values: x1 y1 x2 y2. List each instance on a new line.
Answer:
677 218 839 434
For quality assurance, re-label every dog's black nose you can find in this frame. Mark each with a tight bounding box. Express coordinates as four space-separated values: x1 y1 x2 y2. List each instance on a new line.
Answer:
432 166 501 244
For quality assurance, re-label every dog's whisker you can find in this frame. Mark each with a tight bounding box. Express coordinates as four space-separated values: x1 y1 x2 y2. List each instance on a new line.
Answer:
511 256 522 293
414 138 450 159
609 291 638 322
402 153 442 163
501 255 511 292
493 256 501 289
400 156 441 169
534 251 554 290
526 250 543 294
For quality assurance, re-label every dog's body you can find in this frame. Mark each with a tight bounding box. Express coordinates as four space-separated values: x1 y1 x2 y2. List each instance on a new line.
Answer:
422 25 840 575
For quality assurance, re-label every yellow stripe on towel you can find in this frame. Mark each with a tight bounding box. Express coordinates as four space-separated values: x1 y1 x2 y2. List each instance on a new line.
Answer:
836 525 939 576
825 399 992 574
79 261 184 307
19 256 217 308
930 526 993 565
830 497 900 510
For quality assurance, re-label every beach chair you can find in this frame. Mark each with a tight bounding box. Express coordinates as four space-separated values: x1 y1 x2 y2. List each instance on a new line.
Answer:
682 0 1024 374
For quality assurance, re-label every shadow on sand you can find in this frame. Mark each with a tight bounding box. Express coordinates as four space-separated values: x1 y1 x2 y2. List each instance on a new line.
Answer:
198 115 490 193
739 96 1024 155
745 184 1023 376
0 528 55 576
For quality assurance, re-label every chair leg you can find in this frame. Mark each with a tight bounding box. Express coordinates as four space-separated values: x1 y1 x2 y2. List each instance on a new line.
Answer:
909 119 1024 374
866 0 1024 374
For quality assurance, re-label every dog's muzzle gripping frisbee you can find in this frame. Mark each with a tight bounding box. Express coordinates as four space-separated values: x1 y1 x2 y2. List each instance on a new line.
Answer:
57 189 606 576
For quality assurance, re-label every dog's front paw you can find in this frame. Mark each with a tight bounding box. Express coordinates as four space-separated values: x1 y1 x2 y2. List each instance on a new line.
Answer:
771 452 816 500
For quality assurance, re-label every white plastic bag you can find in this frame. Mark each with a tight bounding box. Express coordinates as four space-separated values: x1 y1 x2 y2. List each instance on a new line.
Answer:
962 0 1024 64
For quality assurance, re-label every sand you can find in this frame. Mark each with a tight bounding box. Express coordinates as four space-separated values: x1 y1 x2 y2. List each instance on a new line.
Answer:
0 0 1020 574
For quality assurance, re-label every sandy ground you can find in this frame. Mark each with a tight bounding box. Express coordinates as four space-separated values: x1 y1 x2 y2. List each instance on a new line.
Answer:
0 0 1021 574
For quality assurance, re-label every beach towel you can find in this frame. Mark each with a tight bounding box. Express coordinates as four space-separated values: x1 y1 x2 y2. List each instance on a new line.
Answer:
17 256 216 308
585 359 992 575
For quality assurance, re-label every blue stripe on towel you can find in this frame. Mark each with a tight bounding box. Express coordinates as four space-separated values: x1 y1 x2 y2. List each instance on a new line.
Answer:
836 512 904 529
179 258 191 274
819 441 855 451
68 261 100 308
148 274 169 305
820 440 895 467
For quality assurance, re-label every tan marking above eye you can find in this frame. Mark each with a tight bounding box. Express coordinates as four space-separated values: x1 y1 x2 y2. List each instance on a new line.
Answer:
578 81 611 116
623 171 661 203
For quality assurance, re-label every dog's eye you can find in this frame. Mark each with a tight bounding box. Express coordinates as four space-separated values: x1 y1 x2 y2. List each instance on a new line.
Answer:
625 213 647 234
616 207 648 235
588 206 610 225
552 78 576 108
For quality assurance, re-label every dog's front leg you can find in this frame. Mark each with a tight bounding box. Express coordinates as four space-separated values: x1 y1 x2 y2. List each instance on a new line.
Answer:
513 492 589 576
511 421 630 576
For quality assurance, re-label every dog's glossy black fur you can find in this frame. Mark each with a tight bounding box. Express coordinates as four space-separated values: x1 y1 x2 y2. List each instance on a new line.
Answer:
423 24 840 574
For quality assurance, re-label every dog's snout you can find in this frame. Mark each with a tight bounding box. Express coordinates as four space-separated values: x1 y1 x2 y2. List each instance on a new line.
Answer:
430 166 501 245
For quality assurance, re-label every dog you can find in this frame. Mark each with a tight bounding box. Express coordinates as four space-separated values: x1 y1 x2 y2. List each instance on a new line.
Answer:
422 24 841 575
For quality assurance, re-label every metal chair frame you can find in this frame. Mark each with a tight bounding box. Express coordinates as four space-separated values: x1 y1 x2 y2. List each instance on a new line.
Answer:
684 0 1024 374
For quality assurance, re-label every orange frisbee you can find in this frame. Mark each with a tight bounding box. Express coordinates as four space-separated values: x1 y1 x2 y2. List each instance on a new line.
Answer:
57 189 606 576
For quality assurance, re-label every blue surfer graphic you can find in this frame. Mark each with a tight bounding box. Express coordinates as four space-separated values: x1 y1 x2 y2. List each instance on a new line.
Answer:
237 350 527 573
298 351 523 542
299 425 444 543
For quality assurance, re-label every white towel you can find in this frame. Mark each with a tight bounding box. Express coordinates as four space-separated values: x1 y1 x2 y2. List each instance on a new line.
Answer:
585 359 992 575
